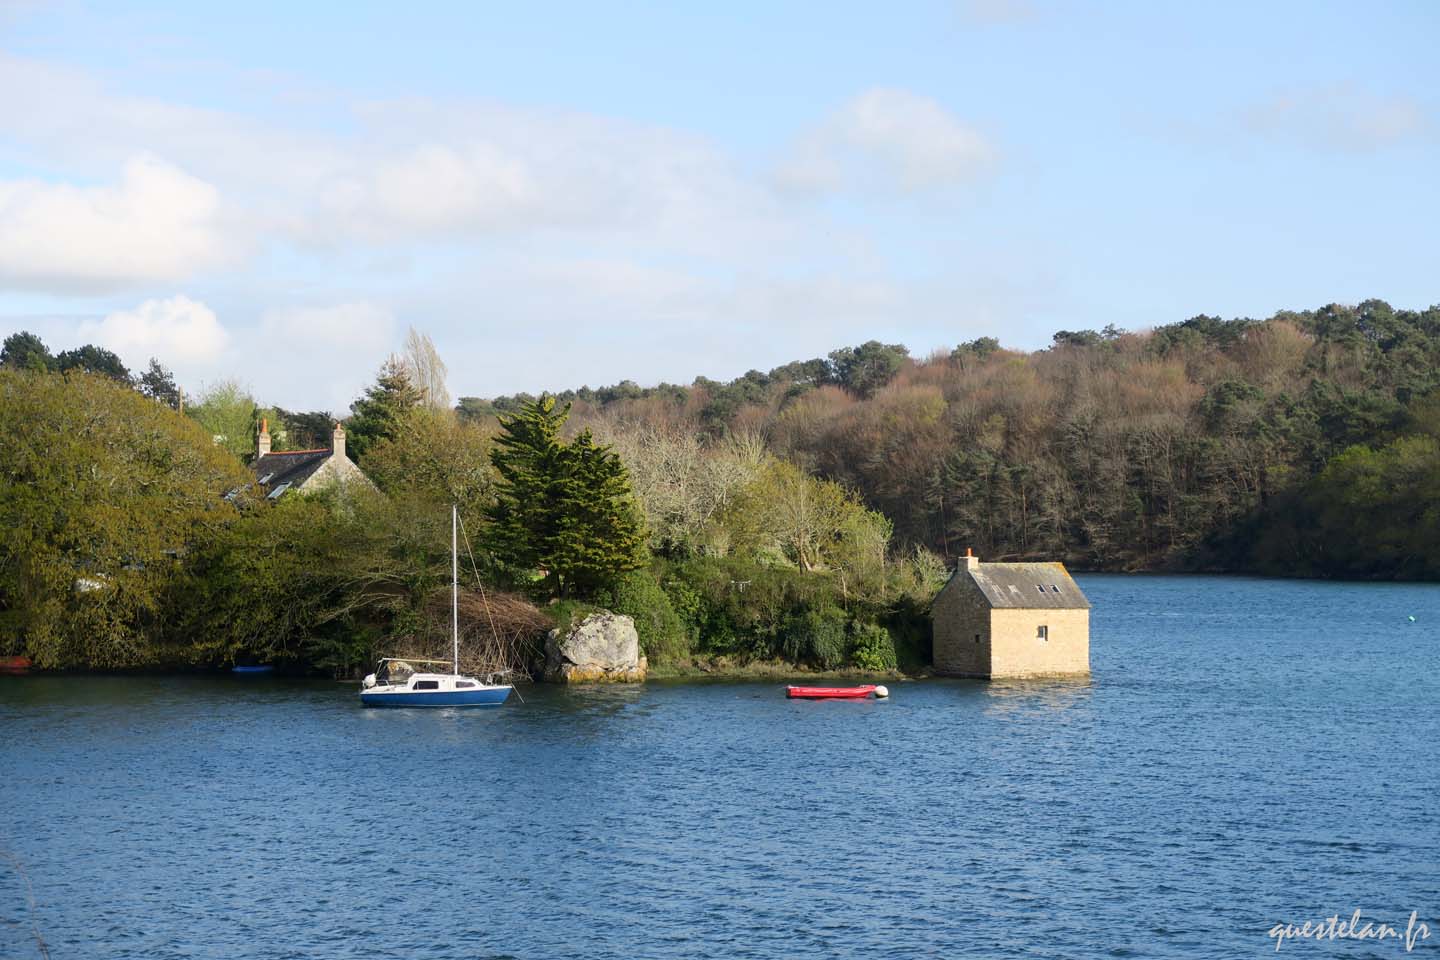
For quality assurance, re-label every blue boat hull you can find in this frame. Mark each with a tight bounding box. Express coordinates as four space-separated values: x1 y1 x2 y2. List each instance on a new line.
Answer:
360 687 511 708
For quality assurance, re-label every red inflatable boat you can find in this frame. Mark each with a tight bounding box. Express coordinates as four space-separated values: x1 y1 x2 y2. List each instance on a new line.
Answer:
786 684 887 700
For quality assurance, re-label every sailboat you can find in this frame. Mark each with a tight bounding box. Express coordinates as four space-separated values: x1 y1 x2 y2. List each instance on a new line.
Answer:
359 506 514 708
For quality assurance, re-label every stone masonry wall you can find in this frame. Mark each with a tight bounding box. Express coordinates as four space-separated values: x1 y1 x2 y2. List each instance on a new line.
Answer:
932 575 991 677
988 608 1090 678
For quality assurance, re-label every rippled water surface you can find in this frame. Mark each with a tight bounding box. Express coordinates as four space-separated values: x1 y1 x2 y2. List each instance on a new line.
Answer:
3 575 1439 959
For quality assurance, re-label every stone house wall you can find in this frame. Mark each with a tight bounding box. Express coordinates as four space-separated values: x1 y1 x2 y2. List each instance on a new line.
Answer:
932 574 991 676
988 608 1090 678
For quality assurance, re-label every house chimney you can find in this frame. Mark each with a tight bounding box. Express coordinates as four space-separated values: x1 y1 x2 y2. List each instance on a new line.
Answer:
256 417 271 458
331 421 346 461
963 547 980 571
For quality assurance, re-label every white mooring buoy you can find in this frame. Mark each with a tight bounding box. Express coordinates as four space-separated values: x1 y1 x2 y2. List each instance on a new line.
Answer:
874 685 889 699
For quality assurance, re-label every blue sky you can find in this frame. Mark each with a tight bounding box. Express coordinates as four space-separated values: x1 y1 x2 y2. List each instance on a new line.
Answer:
1 1 1436 411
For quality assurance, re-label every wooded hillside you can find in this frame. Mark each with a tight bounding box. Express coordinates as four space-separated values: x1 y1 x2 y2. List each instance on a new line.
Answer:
466 299 1440 579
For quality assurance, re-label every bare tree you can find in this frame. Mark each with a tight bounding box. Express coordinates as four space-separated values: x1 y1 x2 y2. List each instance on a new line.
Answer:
402 327 451 411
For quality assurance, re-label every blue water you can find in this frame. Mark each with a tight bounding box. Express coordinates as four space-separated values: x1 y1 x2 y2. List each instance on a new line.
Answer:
2 575 1438 959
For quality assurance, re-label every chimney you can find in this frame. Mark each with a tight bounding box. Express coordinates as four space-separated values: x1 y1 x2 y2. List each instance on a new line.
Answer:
963 547 980 571
256 417 271 458
331 421 346 461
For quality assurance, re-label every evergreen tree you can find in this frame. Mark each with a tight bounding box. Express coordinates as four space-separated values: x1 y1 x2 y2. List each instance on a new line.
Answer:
347 357 422 463
1 331 54 372
56 344 131 383
487 395 647 597
138 358 182 409
274 408 338 450
827 340 908 398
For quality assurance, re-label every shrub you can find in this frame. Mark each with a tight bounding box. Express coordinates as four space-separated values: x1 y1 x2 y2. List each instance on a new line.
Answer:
596 570 689 665
780 604 848 668
849 621 898 672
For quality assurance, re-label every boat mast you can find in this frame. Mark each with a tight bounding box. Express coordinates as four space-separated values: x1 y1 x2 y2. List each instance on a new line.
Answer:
452 503 459 675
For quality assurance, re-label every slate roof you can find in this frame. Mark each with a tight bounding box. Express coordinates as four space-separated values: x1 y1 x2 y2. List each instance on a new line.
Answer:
251 449 332 495
963 561 1091 609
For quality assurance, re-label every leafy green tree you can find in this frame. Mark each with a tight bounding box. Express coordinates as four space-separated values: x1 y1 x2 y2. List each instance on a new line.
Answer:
138 358 182 409
56 344 131 383
1 331 54 372
188 379 258 462
364 407 497 519
0 369 250 667
722 460 886 576
487 396 647 597
827 340 908 398
347 357 422 463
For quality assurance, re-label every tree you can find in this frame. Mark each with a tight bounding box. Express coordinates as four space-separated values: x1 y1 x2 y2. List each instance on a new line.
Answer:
347 357 423 462
952 336 1000 363
188 379 258 462
273 408 337 450
1 331 54 372
138 358 181 410
722 460 887 577
56 344 131 382
402 327 451 410
486 396 647 597
364 408 497 518
0 370 250 667
827 340 908 398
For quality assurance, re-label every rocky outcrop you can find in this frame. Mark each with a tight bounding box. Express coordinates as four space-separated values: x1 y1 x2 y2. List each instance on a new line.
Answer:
544 611 648 683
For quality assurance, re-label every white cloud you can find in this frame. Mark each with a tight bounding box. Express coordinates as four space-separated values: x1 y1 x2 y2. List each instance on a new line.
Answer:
80 295 229 368
0 157 226 291
1243 87 1431 151
778 88 995 193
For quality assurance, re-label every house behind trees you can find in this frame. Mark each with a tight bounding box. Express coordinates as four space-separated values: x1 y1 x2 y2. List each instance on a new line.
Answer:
250 419 373 499
932 551 1090 678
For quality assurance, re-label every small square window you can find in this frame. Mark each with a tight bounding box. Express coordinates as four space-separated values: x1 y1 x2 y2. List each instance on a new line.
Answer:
1050 584 1061 593
1037 625 1049 641
1036 585 1046 594
974 633 981 644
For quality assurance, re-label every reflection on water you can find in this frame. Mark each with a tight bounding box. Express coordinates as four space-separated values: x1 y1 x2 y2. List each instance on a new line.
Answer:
2 574 1439 959
981 675 1095 716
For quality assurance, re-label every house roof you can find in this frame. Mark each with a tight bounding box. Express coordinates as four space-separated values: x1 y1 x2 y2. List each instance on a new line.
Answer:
252 449 332 494
961 561 1091 609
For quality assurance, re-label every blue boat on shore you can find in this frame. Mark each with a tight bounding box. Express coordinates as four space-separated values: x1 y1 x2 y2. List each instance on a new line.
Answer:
231 665 274 675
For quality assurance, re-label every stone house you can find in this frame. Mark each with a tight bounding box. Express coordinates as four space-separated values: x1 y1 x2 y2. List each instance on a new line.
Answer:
250 419 373 499
932 550 1090 679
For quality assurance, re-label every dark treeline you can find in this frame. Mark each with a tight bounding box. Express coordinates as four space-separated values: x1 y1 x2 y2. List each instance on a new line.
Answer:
466 300 1440 579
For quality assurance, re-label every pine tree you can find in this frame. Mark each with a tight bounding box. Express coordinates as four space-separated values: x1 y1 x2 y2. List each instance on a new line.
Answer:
347 357 422 463
0 331 54 372
138 359 182 409
486 396 647 597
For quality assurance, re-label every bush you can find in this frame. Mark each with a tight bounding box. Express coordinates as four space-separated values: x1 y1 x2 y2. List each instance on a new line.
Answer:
849 621 897 672
883 595 933 671
596 570 689 664
780 605 848 668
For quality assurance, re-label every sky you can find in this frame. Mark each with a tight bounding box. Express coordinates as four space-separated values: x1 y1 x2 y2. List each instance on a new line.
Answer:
0 0 1436 412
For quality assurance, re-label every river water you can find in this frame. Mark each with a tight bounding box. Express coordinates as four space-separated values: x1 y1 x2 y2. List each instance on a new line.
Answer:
2 575 1438 959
